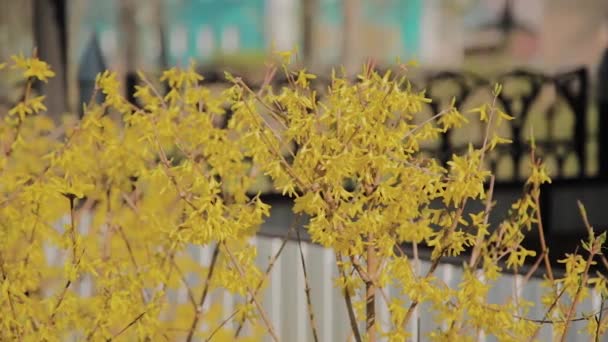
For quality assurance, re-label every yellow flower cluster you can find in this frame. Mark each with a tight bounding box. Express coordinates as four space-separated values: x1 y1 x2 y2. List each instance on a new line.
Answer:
0 52 605 341
0 55 268 341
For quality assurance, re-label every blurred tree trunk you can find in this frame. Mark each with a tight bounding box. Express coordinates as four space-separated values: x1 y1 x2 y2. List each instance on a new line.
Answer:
33 0 67 120
342 0 361 75
302 0 318 68
153 0 168 71
598 21 608 176
0 0 33 110
119 0 138 104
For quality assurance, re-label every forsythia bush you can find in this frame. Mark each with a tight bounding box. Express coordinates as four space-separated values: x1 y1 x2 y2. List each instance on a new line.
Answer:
0 53 606 342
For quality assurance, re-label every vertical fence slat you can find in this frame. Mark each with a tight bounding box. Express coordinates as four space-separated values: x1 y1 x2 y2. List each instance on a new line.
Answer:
270 237 283 341
296 241 309 342
323 248 334 342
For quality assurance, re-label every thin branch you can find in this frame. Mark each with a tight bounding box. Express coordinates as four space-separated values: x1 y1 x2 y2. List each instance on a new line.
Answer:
412 241 420 276
528 282 568 341
235 78 289 132
402 205 464 326
296 224 320 342
349 255 393 325
0 256 19 338
577 199 608 284
106 310 147 341
222 242 280 342
239 97 310 189
116 224 150 303
402 108 452 140
49 279 72 323
560 249 597 341
366 232 377 342
521 250 547 286
21 202 41 270
578 200 595 237
49 195 83 323
469 175 495 269
206 308 239 341
336 253 363 342
595 296 605 342
170 258 198 308
138 71 168 110
68 195 77 261
521 315 599 324
185 244 220 342
234 218 297 338
484 303 608 324
530 151 555 283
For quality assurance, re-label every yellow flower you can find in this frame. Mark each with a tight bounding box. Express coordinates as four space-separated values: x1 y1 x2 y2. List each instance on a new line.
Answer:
11 54 55 81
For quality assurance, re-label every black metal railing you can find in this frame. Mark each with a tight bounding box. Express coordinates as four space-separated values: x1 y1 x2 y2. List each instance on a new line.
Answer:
192 67 590 182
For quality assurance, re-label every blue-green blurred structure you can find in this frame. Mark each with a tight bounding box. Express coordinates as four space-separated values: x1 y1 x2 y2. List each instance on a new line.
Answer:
77 0 423 67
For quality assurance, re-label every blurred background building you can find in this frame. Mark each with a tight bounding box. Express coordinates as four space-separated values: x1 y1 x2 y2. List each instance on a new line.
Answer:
67 0 608 70
1 0 607 113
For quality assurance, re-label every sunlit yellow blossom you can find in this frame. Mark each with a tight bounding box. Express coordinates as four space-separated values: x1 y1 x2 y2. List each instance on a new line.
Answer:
11 54 55 81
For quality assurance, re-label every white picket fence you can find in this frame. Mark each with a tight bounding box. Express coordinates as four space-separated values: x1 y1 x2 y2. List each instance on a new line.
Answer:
47 211 606 342
213 236 603 342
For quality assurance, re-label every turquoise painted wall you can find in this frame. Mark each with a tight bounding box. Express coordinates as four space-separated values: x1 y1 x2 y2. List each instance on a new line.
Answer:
368 0 422 56
76 0 267 66
317 0 422 63
78 0 422 67
165 0 266 65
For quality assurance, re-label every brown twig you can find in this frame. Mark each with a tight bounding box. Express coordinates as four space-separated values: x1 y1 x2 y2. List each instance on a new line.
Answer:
402 107 453 141
49 279 72 323
348 255 394 332
366 232 378 342
595 295 605 342
576 200 608 276
222 242 280 342
235 78 289 131
412 241 420 276
234 224 295 338
170 258 198 308
239 96 309 188
49 195 83 323
483 302 608 324
206 308 239 341
106 310 147 341
529 149 555 283
560 248 598 341
115 224 150 303
21 203 41 270
295 224 320 342
185 244 220 342
68 195 77 261
0 256 19 338
521 250 547 286
402 205 464 326
528 280 568 341
336 253 363 342
469 175 496 269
